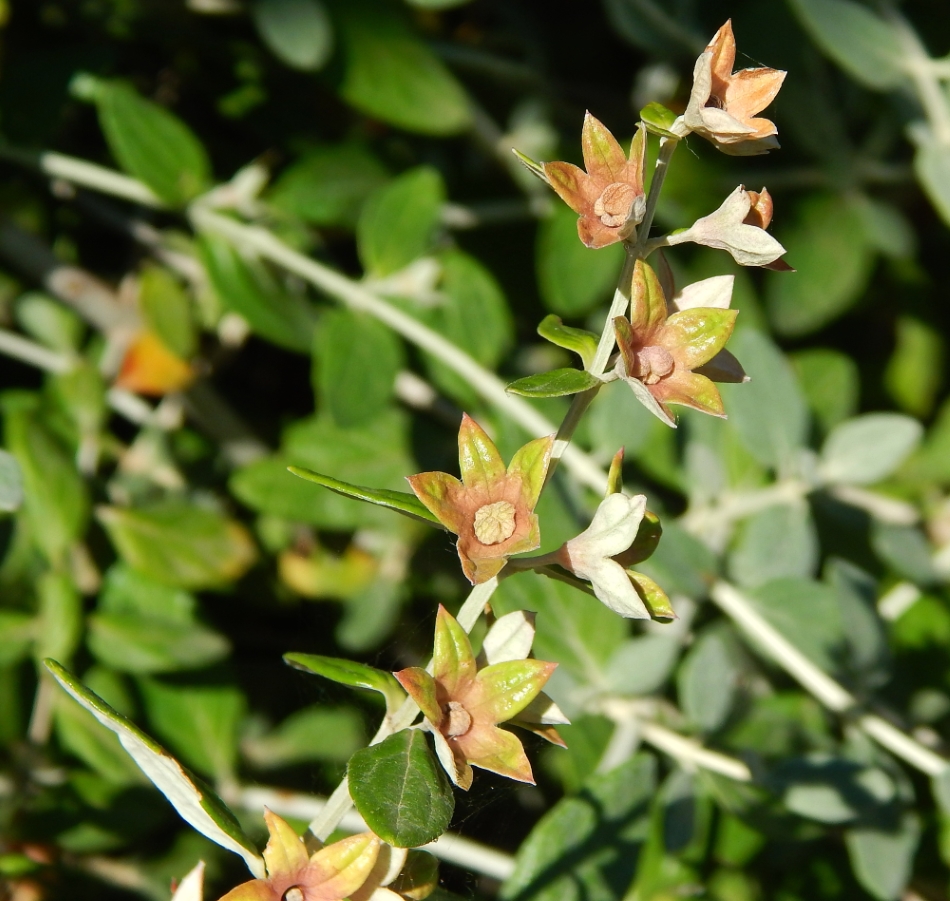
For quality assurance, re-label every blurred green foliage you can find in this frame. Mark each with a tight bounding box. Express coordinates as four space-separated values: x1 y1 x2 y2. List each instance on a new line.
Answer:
0 2 950 901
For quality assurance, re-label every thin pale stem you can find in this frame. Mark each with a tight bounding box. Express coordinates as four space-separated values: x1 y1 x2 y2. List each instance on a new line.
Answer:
189 206 609 494
0 329 71 373
711 581 949 778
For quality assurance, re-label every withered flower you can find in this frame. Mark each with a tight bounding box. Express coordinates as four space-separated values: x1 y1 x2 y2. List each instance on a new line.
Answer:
395 606 558 790
683 20 786 156
541 112 647 248
407 415 554 584
666 186 787 268
614 260 738 425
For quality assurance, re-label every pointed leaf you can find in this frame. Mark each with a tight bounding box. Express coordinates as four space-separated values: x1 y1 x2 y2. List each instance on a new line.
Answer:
819 413 923 486
284 653 405 715
537 315 598 369
627 570 675 622
288 466 442 527
640 102 680 137
80 76 210 205
44 660 264 877
506 368 602 398
348 730 454 848
200 235 317 352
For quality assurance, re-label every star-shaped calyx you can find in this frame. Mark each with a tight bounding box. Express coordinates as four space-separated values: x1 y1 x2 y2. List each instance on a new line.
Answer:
613 260 739 426
217 810 379 901
406 415 554 584
683 20 786 156
541 112 647 248
394 606 561 790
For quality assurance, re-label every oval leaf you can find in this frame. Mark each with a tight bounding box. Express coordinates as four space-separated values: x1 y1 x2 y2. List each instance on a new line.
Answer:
334 0 471 136
252 0 334 71
85 77 212 206
348 730 454 848
819 413 923 486
44 659 264 877
506 368 601 399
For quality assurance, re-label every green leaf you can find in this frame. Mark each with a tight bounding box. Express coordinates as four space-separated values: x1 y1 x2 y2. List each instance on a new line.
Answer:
44 660 265 877
87 613 230 674
871 523 937 586
53 678 146 784
348 729 454 848
639 102 679 137
199 234 317 352
242 705 365 768
97 502 257 590
827 559 890 685
35 572 82 664
251 0 334 71
506 368 601 399
587 379 659 459
769 754 896 824
357 167 445 277
766 194 875 336
287 466 440 527
791 348 859 435
283 652 405 714
537 315 598 369
0 612 34 666
315 309 404 427
138 675 244 781
501 754 655 901
84 77 212 205
332 0 471 136
268 144 389 227
678 628 739 733
744 578 845 674
4 408 89 566
787 0 907 90
819 414 923 486
604 633 682 696
492 572 626 684
845 813 921 901
537 203 625 316
0 449 23 512
728 502 818 589
721 330 808 472
15 291 85 353
884 315 945 417
914 130 950 227
139 265 197 359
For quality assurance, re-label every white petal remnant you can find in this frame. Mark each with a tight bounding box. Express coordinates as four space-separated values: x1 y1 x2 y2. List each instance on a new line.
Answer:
559 494 651 619
666 186 786 267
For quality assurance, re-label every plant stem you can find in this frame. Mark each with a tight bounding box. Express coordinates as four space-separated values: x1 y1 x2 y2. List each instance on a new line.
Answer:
189 206 609 494
711 581 949 778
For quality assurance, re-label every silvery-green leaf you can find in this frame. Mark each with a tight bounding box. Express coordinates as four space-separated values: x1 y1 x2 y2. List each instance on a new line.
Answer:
819 414 923 486
44 660 264 877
